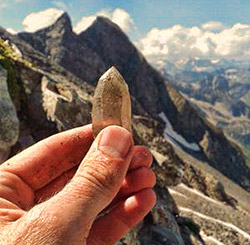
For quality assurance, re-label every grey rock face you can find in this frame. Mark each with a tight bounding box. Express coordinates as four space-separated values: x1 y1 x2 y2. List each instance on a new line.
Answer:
132 115 185 186
164 84 250 190
18 13 107 82
0 65 19 162
41 76 91 131
79 17 168 116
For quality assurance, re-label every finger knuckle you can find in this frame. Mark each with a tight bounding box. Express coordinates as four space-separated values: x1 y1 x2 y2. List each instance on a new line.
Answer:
79 159 121 197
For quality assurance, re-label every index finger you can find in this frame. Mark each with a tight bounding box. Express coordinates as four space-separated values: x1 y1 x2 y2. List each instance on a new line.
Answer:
0 124 94 190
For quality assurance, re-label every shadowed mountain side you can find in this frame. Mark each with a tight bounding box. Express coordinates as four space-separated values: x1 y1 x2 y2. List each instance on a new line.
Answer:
18 13 107 82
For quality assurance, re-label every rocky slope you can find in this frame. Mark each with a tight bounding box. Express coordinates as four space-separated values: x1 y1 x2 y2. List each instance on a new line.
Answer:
0 14 250 244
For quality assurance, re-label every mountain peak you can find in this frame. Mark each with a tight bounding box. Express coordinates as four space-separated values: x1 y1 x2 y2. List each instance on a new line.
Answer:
17 11 73 55
78 15 133 63
78 16 124 37
95 16 119 28
49 12 72 33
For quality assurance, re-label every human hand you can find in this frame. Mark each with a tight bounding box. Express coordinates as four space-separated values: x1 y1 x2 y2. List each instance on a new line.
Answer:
0 125 156 244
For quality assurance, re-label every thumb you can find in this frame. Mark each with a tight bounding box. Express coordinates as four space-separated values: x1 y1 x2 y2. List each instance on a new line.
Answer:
44 126 133 223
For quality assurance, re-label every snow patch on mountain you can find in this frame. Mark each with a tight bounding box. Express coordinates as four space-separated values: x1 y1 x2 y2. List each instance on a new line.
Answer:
159 112 200 151
180 207 250 240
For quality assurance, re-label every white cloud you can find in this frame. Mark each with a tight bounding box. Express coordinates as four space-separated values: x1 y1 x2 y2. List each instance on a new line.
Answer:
136 22 250 64
22 8 64 32
52 1 67 11
74 16 96 34
73 8 135 34
201 21 226 32
111 8 135 34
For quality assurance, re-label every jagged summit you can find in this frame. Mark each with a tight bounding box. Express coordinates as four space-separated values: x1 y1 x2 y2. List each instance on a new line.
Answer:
80 16 124 35
78 15 136 67
17 11 72 37
79 15 136 66
79 14 166 116
17 12 72 55
49 12 72 33
18 11 72 37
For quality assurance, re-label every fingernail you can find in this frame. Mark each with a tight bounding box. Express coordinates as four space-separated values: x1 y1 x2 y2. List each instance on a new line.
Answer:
98 126 132 158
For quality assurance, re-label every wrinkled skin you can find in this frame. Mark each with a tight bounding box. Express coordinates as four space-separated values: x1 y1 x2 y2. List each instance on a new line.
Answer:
0 125 156 244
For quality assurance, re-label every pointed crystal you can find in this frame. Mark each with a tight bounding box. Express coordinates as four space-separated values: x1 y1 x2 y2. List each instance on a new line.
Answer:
92 66 132 138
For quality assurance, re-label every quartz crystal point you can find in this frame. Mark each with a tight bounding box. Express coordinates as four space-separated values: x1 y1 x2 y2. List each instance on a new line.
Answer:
92 66 132 138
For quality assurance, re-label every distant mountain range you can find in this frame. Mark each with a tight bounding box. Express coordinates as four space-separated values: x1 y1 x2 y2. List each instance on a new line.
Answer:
0 13 250 244
155 57 250 75
155 57 250 163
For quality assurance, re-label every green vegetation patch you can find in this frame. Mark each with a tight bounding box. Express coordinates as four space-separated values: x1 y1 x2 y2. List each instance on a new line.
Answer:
0 38 26 111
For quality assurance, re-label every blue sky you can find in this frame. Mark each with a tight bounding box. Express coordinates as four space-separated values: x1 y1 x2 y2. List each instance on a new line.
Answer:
1 0 250 35
1 0 250 63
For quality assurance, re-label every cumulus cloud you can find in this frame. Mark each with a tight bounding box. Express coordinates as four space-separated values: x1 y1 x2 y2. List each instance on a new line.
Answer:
73 8 135 34
136 22 250 65
111 8 135 33
73 16 96 34
22 8 64 32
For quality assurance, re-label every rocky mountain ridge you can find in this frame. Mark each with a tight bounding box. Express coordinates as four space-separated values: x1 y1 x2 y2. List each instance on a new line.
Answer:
1 13 250 244
159 57 250 75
